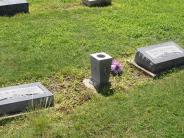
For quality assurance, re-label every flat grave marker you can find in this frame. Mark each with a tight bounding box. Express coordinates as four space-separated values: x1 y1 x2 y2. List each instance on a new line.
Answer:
134 41 184 75
82 0 111 7
0 82 54 116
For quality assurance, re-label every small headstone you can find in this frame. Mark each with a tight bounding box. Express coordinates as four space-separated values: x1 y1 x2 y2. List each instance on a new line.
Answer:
90 52 112 89
0 0 29 16
82 0 111 7
0 82 54 115
135 41 184 74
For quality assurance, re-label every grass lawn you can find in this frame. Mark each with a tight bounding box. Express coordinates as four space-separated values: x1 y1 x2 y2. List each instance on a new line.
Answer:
0 0 184 137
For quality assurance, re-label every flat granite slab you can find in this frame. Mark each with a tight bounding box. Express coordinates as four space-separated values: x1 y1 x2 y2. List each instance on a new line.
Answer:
0 82 54 116
82 0 111 7
135 41 184 74
0 0 29 16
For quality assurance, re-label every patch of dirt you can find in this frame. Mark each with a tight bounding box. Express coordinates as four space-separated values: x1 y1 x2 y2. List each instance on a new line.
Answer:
42 74 94 114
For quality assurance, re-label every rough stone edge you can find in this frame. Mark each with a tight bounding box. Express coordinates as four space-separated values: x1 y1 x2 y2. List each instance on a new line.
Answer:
83 78 98 93
129 60 157 78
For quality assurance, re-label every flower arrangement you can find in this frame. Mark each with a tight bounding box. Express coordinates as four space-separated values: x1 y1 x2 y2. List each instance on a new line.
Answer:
111 60 123 76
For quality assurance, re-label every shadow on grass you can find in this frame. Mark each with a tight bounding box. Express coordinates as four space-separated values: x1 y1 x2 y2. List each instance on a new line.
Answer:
96 83 115 97
155 65 184 80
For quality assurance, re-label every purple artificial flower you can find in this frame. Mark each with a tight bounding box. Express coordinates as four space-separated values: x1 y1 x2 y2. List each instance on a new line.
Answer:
111 60 123 76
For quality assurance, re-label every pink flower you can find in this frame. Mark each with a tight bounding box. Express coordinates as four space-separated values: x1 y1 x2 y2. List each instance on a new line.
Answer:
111 60 123 76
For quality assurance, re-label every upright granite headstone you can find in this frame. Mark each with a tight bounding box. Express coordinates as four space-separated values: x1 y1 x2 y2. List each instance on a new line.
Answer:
90 52 112 88
82 0 111 7
135 41 184 74
0 0 29 16
0 82 54 115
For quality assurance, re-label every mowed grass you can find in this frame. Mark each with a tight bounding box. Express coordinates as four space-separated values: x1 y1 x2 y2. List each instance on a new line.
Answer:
0 68 184 137
0 0 184 137
1 0 184 83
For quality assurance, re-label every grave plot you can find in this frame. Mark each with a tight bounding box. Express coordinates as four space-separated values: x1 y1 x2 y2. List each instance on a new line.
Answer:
0 82 54 116
0 0 29 16
134 41 184 75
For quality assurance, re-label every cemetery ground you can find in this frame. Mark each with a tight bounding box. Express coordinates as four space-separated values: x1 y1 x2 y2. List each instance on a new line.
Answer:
0 0 184 137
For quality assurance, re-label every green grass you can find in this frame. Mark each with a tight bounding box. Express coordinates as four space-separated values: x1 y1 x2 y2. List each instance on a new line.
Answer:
1 0 184 83
0 69 184 137
0 0 184 137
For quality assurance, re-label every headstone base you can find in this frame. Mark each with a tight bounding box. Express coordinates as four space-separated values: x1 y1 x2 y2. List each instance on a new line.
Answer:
83 78 111 93
83 79 96 91
130 60 157 77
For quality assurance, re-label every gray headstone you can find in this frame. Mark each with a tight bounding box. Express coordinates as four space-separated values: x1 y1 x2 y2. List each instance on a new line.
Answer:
135 41 184 74
82 0 111 7
90 52 112 88
0 82 54 115
0 0 29 16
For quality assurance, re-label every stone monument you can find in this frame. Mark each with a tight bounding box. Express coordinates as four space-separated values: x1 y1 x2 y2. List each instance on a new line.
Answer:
0 82 54 115
83 52 112 90
82 0 111 7
134 41 184 74
0 0 29 16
